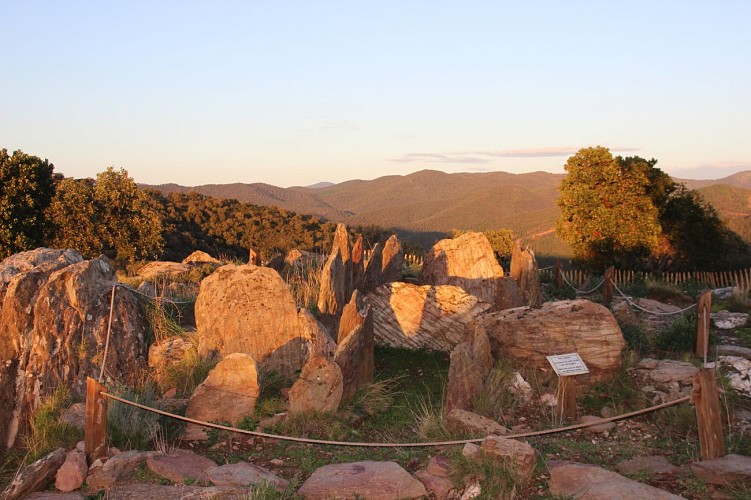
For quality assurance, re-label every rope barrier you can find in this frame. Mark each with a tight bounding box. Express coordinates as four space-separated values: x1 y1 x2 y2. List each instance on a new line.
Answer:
100 391 691 448
115 283 195 305
561 274 606 295
610 279 697 316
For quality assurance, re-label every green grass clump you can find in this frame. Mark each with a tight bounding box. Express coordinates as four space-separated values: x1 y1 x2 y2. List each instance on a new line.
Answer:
155 336 217 397
23 385 82 461
450 450 532 499
652 314 697 354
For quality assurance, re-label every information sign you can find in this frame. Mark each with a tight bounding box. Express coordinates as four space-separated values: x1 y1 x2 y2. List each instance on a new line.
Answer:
546 353 589 376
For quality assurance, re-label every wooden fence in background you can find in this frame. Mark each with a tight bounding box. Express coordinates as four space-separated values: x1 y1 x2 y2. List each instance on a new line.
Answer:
541 267 751 291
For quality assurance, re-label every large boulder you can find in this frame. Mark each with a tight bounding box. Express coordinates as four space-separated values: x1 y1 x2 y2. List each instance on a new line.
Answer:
185 353 260 440
1 250 149 449
478 300 625 382
366 282 492 351
196 264 310 377
421 231 504 305
136 261 190 279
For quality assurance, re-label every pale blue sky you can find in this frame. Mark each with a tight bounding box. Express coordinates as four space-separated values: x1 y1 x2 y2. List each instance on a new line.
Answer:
2 1 750 186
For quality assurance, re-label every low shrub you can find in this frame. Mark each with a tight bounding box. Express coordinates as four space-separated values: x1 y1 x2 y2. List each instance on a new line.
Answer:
107 382 162 450
652 314 697 354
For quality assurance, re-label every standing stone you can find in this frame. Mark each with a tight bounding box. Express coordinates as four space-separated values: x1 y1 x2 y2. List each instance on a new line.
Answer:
338 290 365 344
381 235 403 283
196 265 309 377
185 353 260 440
362 243 384 294
248 248 261 266
298 309 337 359
421 232 504 305
479 299 625 383
334 305 375 403
288 355 344 414
366 283 491 351
509 241 542 308
318 248 347 332
297 461 426 499
445 323 493 413
352 235 365 292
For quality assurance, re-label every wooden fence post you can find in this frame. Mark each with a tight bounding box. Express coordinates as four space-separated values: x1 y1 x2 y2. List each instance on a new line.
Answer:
695 291 712 361
556 376 577 421
555 261 564 289
85 377 108 464
603 266 615 307
691 367 725 460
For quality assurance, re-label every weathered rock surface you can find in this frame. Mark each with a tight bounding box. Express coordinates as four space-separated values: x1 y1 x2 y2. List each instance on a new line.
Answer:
414 469 455 499
1 447 65 500
206 461 287 490
136 261 190 278
445 325 494 413
298 309 336 359
317 224 352 329
633 358 698 404
182 251 222 265
196 264 310 377
55 450 88 492
1 250 149 448
185 353 260 440
479 300 625 382
509 241 542 308
616 455 682 477
99 483 244 499
447 409 508 436
147 449 217 486
338 290 365 344
362 243 384 294
381 235 404 283
421 232 504 305
297 461 427 499
86 450 150 491
549 461 685 499
690 453 751 485
712 311 749 329
481 436 536 479
26 493 84 499
717 344 751 360
334 306 375 403
366 282 492 351
492 277 524 311
148 335 194 370
711 356 751 395
288 355 343 414
59 402 86 430
248 248 261 266
612 298 688 334
351 236 365 292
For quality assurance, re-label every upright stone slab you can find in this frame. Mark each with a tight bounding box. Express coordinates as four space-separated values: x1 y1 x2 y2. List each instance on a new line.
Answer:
352 235 365 292
362 243 384 294
288 355 343 414
185 353 260 440
421 231 504 305
509 241 542 308
381 235 403 283
196 264 309 377
334 305 375 403
549 461 685 499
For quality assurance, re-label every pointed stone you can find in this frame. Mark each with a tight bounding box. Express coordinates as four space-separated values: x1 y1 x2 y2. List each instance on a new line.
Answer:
362 243 384 294
352 235 365 292
381 235 403 283
288 355 343 414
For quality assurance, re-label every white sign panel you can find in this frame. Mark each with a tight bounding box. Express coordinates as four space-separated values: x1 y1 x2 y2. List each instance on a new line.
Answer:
546 353 589 377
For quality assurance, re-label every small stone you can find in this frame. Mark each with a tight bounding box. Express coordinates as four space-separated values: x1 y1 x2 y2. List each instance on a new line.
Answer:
481 435 536 478
297 461 426 499
600 406 616 418
616 455 682 477
579 415 616 433
270 459 284 467
446 409 508 436
462 443 481 459
55 450 88 492
415 469 455 499
460 481 482 500
206 461 287 490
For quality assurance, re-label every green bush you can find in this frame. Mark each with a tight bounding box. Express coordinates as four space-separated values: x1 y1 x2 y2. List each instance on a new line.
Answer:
652 314 697 354
107 383 162 450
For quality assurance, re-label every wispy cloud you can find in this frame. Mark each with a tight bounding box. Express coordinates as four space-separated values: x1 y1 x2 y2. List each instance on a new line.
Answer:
389 153 491 164
389 146 639 164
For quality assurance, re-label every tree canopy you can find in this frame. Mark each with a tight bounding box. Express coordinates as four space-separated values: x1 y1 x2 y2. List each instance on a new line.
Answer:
556 146 748 270
0 149 56 259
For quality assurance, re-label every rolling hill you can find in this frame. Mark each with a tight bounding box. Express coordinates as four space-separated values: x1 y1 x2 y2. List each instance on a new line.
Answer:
147 169 751 254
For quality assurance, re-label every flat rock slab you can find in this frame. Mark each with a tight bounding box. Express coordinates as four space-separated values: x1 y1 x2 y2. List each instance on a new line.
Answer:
2 448 65 500
616 455 683 477
579 415 616 433
86 451 151 491
297 461 427 499
147 450 218 486
481 435 536 478
690 453 751 485
414 469 455 499
206 461 287 490
447 409 507 436
711 311 749 330
549 461 686 499
26 493 84 500
102 483 246 499
716 345 751 360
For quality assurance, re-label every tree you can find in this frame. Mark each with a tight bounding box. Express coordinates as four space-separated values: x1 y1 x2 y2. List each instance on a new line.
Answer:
0 149 56 258
556 147 660 268
47 167 163 265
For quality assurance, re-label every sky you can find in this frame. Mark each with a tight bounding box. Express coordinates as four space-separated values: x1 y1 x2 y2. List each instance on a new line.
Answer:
2 1 750 187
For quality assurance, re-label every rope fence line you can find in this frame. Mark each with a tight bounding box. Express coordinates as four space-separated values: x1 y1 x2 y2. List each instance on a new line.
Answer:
99 391 691 448
561 274 606 295
610 279 697 316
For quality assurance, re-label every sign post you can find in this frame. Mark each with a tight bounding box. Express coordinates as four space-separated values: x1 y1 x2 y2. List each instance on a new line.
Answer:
548 354 589 422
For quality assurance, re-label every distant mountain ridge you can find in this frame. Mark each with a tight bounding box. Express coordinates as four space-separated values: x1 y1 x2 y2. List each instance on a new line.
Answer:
146 169 751 250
